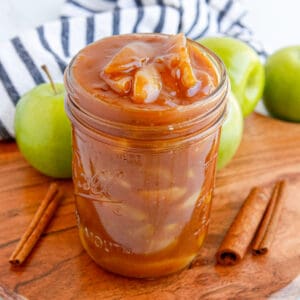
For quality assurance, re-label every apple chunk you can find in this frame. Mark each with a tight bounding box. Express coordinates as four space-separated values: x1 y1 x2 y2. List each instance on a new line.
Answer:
132 64 162 104
104 42 153 75
162 33 199 91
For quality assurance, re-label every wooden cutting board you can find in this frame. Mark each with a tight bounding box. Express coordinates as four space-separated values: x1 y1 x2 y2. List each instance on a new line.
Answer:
0 113 300 300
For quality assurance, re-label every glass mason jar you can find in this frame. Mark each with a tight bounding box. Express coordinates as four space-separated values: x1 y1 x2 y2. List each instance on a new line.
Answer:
64 34 229 278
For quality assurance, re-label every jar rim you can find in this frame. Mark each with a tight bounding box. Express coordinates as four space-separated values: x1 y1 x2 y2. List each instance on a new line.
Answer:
65 33 229 139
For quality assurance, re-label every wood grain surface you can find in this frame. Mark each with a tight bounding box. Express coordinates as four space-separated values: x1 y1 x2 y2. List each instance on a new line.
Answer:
0 113 299 300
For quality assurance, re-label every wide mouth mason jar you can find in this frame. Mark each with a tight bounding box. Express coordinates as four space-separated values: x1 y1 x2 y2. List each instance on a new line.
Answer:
64 33 229 278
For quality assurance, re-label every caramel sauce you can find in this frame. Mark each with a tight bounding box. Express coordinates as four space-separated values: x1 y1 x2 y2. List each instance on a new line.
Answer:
73 33 217 107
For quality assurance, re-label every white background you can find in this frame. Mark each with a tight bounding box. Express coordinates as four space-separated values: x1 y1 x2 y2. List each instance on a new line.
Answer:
0 0 299 52
1 0 299 115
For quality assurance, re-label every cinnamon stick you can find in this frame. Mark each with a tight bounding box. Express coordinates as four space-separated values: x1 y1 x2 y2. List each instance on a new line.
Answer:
216 187 270 265
252 180 286 255
9 183 62 266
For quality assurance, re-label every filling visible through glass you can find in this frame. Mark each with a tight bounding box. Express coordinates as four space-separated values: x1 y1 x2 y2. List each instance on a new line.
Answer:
68 33 223 278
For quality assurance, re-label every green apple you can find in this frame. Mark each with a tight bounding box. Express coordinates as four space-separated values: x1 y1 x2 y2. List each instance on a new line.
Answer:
15 83 72 178
199 37 265 117
263 46 300 122
217 92 243 170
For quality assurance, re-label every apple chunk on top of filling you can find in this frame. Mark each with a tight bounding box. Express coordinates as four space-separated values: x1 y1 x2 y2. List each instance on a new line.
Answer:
101 33 212 104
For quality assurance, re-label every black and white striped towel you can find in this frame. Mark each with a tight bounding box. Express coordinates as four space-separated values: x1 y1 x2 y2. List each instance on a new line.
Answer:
0 0 265 140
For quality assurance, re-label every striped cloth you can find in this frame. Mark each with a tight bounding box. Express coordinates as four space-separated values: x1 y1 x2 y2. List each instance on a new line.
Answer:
0 0 265 140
